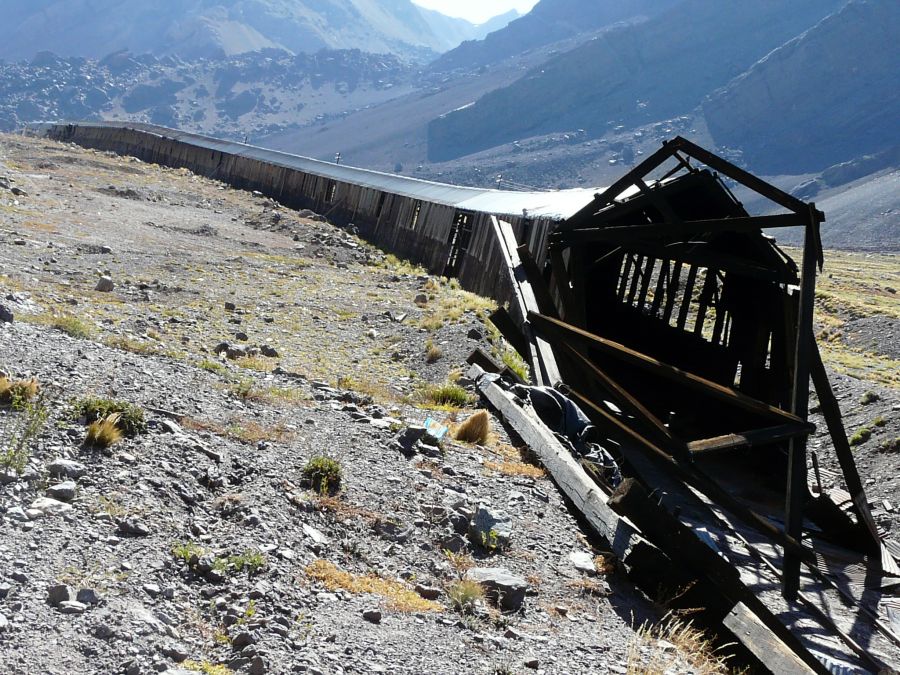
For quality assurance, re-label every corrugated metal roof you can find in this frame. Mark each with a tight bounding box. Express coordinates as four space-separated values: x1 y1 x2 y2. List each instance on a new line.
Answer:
36 122 604 220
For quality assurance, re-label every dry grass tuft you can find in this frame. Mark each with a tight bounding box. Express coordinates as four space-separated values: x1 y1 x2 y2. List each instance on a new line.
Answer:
425 340 443 364
446 579 484 614
0 377 40 405
305 559 441 613
484 444 546 478
181 416 293 445
626 614 733 675
484 460 546 479
443 550 475 578
453 410 490 444
85 413 124 449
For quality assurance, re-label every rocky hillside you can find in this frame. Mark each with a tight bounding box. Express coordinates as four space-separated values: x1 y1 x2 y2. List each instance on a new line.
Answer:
0 49 415 141
426 0 845 161
0 0 511 63
703 0 900 174
0 132 680 675
429 0 679 73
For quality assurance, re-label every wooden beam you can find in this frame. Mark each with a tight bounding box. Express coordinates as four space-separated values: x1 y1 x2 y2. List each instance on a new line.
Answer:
608 480 823 674
688 422 815 455
487 307 528 360
556 213 806 243
783 214 819 600
469 365 665 573
516 244 559 318
490 217 561 386
560 343 678 446
567 387 814 561
669 137 820 218
528 312 805 426
810 341 890 570
723 603 818 675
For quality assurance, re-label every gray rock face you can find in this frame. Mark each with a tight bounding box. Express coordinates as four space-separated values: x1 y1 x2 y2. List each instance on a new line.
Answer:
465 568 528 611
47 458 87 479
362 608 382 624
95 276 115 292
569 550 596 576
28 497 73 517
46 481 77 502
47 584 74 606
76 588 102 605
469 503 512 550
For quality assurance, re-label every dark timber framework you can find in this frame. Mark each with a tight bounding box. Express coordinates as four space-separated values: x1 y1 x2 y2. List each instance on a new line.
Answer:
480 137 899 672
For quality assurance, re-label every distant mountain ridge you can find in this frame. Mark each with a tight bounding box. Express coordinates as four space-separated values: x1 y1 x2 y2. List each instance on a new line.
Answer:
429 0 680 72
703 0 900 173
427 0 845 161
0 0 521 62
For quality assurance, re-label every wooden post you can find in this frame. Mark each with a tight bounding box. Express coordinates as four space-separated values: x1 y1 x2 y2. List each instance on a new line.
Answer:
783 206 819 599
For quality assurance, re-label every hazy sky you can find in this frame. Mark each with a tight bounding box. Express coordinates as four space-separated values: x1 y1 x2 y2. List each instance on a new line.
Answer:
412 0 539 24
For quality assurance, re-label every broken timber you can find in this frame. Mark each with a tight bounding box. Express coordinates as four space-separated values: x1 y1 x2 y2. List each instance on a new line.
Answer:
475 138 897 672
469 364 819 674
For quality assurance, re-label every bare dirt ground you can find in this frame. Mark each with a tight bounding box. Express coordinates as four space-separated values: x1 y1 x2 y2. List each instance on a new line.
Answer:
0 134 686 675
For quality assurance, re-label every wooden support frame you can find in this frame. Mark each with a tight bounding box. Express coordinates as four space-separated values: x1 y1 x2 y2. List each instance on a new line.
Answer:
528 312 805 426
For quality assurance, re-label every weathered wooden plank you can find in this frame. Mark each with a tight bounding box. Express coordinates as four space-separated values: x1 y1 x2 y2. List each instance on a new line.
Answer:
687 422 814 455
529 312 805 426
724 603 818 675
469 365 663 572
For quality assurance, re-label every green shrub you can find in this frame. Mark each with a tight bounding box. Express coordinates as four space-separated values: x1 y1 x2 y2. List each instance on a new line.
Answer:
51 314 93 339
447 580 484 614
860 391 880 405
75 396 146 437
303 456 343 494
1 391 48 474
849 427 872 446
420 382 474 409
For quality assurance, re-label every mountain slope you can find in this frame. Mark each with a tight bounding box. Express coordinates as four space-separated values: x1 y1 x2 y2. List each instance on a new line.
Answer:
703 0 900 173
429 0 680 73
427 0 845 161
0 0 455 62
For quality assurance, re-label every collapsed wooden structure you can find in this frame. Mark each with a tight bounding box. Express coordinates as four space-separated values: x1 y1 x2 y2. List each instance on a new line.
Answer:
475 137 900 673
30 122 898 672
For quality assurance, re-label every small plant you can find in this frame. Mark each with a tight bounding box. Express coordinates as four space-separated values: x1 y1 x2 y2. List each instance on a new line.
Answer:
85 414 124 449
51 314 93 339
477 528 502 553
876 437 900 454
444 550 475 578
303 455 343 495
225 550 267 575
454 410 490 445
1 389 49 475
849 426 872 447
75 396 146 436
424 339 443 364
305 559 440 612
172 541 206 564
420 382 474 409
446 580 484 614
860 391 880 405
873 416 887 427
0 377 39 405
182 661 232 675
625 613 732 675
198 358 228 375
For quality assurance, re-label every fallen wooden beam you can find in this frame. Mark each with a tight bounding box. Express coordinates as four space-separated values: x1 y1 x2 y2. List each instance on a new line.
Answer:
468 364 663 574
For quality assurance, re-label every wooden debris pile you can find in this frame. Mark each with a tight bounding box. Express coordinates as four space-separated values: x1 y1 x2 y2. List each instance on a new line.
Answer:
471 138 900 674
